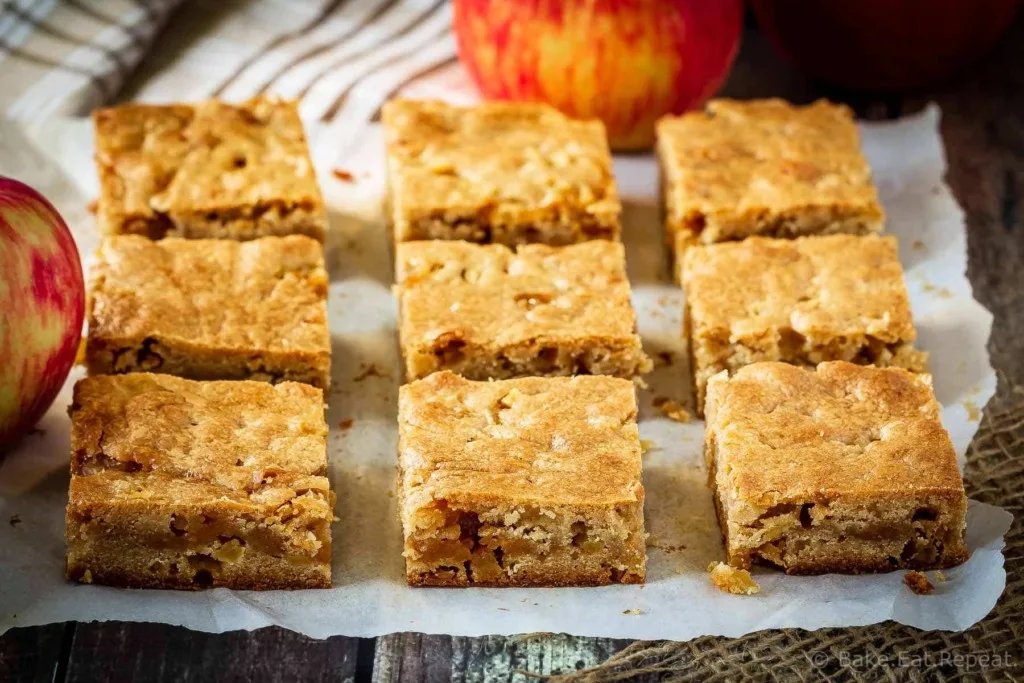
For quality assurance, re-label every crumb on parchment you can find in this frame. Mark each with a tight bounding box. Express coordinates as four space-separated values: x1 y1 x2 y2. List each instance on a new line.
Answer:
653 396 692 423
338 418 354 431
622 608 644 615
708 561 760 595
904 570 935 595
332 168 355 182
640 439 657 455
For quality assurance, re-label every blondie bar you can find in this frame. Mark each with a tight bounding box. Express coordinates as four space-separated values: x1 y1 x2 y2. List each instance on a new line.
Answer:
65 374 333 589
94 97 327 241
85 235 331 389
382 99 621 246
398 372 646 587
705 362 968 574
681 234 925 412
396 240 650 381
657 98 883 262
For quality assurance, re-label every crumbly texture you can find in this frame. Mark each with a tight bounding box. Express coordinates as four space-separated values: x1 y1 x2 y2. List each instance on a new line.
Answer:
704 362 969 575
396 240 651 381
86 235 330 389
94 98 327 241
905 570 936 595
653 397 692 423
65 374 333 590
398 372 646 587
708 561 760 595
682 234 926 413
658 98 883 261
382 100 621 246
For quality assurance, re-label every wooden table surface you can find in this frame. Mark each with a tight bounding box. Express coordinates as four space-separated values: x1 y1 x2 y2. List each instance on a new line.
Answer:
3 16 1023 683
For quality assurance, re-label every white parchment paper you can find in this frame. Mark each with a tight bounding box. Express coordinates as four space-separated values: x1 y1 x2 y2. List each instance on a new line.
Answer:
0 105 1011 639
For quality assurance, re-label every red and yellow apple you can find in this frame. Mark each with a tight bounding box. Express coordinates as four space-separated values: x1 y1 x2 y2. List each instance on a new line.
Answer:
752 0 1021 90
453 0 743 150
0 177 84 451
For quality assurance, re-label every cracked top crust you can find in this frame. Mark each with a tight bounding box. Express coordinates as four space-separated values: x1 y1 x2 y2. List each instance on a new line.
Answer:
396 240 642 350
93 97 324 232
381 99 621 227
682 234 916 345
398 372 643 512
88 235 329 356
70 374 329 494
657 98 883 238
704 362 964 505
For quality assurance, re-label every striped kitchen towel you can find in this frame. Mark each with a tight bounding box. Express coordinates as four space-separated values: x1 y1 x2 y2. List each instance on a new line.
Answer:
0 0 182 119
1 0 473 140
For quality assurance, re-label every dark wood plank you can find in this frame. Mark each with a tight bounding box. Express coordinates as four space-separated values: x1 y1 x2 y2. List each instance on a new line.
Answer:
0 623 71 683
63 624 364 683
373 633 629 682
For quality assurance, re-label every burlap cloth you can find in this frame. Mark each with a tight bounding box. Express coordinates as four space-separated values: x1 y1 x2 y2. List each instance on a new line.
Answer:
563 390 1024 682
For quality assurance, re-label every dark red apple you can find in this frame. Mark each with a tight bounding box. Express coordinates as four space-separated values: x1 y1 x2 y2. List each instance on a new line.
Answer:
752 0 1021 90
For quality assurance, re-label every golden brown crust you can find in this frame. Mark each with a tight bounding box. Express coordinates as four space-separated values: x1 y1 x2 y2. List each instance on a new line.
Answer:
382 100 621 245
658 98 883 251
94 98 327 241
705 362 969 575
398 372 646 587
395 240 650 381
681 234 925 411
65 374 332 589
86 235 330 389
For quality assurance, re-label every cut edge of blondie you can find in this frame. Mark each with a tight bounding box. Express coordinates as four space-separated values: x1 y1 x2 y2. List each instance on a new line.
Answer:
84 334 331 390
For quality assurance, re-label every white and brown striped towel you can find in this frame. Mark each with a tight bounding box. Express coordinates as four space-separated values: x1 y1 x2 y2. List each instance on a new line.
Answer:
0 0 473 133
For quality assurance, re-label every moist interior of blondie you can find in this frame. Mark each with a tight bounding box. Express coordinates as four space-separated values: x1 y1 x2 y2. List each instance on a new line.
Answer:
405 334 650 383
86 335 330 390
402 497 645 587
708 432 967 574
687 309 928 412
670 205 882 262
113 201 327 242
400 211 619 246
66 470 333 589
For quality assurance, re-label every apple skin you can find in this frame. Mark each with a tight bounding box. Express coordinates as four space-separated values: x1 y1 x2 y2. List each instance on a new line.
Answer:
752 0 1021 91
453 0 743 150
0 177 84 452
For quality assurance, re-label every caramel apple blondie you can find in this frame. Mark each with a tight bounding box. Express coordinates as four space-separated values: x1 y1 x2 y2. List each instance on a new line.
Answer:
65 374 333 589
396 240 650 381
705 362 968 574
93 97 327 241
681 234 925 412
85 235 330 389
382 99 621 246
658 98 883 264
398 372 646 587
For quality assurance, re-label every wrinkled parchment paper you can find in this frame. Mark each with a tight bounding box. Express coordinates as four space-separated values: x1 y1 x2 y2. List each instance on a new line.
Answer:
0 106 1011 639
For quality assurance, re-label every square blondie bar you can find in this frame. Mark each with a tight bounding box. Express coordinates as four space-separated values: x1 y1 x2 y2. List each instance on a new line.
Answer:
65 374 333 589
396 240 650 381
94 97 327 241
682 234 925 412
86 235 331 389
382 99 621 246
398 372 646 587
658 98 883 262
705 362 968 574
